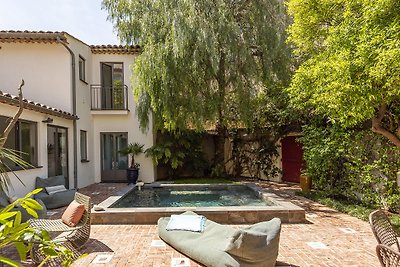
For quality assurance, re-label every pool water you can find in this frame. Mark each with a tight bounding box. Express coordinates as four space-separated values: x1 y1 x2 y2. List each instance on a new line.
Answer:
110 184 274 208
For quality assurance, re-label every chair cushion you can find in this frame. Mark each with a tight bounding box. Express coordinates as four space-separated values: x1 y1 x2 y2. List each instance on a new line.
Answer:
45 185 67 195
61 200 85 227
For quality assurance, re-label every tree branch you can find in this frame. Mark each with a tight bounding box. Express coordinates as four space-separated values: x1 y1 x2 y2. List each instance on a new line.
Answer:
371 103 400 148
0 80 25 148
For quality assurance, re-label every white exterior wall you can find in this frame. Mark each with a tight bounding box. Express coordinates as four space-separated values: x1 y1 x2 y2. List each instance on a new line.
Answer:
66 36 95 188
0 43 72 112
0 35 156 199
0 104 74 197
90 53 155 183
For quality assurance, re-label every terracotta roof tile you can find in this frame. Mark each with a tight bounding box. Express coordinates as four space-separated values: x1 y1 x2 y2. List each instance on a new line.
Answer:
0 30 68 44
90 44 140 54
0 90 78 120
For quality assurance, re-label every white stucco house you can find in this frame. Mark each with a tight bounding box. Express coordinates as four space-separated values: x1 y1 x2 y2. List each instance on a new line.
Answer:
0 30 155 197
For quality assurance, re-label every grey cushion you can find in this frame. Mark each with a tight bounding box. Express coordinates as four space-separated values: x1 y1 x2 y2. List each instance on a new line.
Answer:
36 175 66 188
158 211 281 267
226 219 282 266
35 189 76 209
35 176 75 209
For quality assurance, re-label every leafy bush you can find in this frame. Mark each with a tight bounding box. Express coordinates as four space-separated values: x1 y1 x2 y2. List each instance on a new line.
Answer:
0 189 74 266
300 123 400 212
300 124 352 196
146 131 208 178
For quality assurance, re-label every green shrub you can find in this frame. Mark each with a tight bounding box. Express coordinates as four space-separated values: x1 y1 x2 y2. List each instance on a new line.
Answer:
300 124 352 196
301 123 400 212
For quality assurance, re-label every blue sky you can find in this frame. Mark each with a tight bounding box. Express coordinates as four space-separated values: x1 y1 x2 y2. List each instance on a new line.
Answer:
0 0 120 44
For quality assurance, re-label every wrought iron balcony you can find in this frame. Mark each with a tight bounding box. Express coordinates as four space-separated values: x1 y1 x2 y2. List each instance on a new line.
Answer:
90 84 128 110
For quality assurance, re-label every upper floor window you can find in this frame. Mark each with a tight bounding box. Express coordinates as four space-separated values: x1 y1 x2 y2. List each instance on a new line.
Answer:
79 56 86 82
0 116 38 169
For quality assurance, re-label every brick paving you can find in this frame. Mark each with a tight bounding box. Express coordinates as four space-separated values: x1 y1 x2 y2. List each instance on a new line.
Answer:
4 181 380 266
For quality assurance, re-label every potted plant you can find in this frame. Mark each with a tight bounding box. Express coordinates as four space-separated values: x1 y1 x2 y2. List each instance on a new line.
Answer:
120 142 144 184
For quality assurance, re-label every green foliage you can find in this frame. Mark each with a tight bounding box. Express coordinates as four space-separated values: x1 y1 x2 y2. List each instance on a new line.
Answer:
146 132 208 178
287 0 400 145
299 123 351 195
119 142 144 169
145 141 185 170
300 122 400 211
0 189 75 266
345 131 400 211
103 0 292 132
0 147 32 193
228 129 282 179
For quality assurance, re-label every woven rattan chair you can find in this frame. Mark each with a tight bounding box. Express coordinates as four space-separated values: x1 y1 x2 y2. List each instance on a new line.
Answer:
29 192 92 249
377 244 400 267
369 210 400 251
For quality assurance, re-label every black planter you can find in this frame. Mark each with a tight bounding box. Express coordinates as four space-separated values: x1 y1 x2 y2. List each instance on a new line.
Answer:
127 168 139 184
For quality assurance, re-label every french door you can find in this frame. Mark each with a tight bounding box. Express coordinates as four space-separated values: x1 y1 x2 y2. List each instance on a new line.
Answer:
100 132 128 182
47 126 68 187
101 62 124 109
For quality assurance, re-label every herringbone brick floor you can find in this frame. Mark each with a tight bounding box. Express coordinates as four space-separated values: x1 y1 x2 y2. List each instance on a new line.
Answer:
4 181 380 266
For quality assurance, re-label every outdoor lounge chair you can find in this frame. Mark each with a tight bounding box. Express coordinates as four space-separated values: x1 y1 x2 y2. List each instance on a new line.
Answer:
158 211 281 267
369 210 400 251
376 244 400 267
29 192 91 250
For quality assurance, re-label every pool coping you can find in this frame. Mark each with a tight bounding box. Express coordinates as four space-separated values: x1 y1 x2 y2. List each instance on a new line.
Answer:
91 182 305 224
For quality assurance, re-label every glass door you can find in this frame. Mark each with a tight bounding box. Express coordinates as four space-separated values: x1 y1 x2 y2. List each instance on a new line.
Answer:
47 126 68 186
101 62 124 109
100 132 128 182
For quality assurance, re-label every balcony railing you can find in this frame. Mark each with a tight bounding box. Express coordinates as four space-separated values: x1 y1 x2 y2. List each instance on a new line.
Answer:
90 84 128 110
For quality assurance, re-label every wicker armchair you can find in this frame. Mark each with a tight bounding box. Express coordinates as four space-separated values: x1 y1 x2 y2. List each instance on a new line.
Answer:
369 210 400 251
29 192 92 249
377 244 400 267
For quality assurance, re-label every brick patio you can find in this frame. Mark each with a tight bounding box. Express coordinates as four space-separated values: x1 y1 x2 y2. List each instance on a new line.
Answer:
4 181 380 266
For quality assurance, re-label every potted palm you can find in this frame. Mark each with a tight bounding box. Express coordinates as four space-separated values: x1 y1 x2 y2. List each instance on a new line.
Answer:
120 142 144 184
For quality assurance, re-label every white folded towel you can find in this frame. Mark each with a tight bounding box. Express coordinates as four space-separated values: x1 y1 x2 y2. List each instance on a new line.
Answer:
166 214 206 232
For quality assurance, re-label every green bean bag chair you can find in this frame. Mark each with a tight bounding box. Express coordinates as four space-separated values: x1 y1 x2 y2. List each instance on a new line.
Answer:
158 211 281 267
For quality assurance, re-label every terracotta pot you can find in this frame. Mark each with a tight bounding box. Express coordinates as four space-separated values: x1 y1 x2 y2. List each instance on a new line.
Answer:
300 174 312 192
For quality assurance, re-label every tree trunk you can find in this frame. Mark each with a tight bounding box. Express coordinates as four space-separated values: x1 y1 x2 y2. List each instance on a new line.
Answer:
214 122 227 176
213 51 227 176
371 104 400 148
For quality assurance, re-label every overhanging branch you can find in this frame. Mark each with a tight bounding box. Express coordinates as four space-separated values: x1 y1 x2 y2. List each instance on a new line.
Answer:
371 103 400 148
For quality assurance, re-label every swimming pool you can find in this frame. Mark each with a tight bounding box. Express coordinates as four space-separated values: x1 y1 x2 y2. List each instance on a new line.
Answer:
110 184 274 208
92 183 305 224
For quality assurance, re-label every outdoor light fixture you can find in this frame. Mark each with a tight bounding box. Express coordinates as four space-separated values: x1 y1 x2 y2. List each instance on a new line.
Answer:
42 117 53 124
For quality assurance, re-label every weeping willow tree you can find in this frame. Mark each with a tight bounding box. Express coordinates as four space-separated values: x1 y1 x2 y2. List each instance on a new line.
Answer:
103 0 291 173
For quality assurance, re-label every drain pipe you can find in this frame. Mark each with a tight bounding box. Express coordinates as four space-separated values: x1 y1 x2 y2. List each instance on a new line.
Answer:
57 36 78 189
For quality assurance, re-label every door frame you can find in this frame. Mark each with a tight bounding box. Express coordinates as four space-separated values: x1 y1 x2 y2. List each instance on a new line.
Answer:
100 132 128 182
47 125 69 187
100 62 124 110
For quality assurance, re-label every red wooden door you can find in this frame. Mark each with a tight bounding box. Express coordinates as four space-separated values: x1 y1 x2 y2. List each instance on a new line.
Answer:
281 136 303 183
